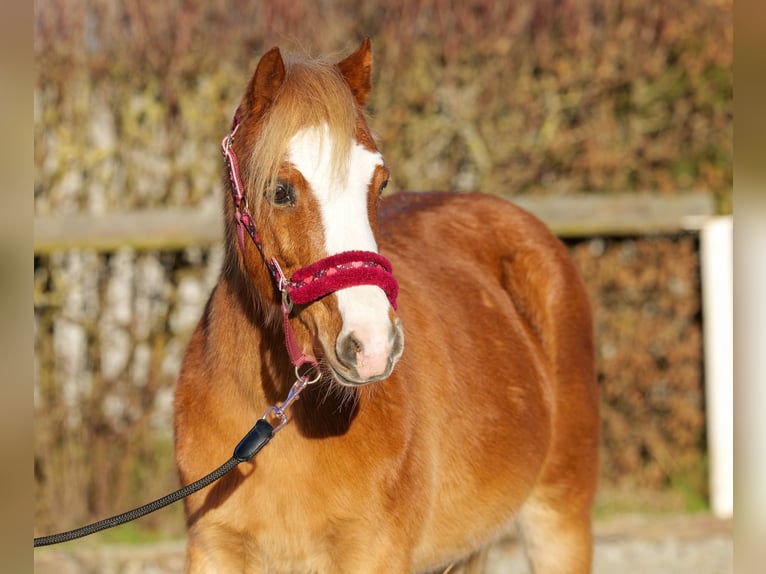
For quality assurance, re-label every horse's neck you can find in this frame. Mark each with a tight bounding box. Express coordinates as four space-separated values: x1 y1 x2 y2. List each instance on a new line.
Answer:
211 271 296 406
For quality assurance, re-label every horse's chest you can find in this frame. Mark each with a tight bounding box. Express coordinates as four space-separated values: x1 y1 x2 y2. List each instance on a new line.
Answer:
245 440 365 508
228 430 406 558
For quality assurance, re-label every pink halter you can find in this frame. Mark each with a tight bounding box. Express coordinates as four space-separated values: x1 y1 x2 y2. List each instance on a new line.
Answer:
221 108 399 369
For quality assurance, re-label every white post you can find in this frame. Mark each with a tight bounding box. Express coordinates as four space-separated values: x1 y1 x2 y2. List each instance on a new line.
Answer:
700 216 733 518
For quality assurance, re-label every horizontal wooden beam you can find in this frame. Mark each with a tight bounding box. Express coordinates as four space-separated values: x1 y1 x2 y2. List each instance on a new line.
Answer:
34 207 224 254
508 192 715 238
33 192 716 254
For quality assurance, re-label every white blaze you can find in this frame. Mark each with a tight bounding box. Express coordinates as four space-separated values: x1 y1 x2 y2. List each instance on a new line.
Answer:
288 126 394 379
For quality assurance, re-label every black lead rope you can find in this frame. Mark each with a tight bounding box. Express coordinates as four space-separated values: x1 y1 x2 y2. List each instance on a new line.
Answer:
34 419 275 547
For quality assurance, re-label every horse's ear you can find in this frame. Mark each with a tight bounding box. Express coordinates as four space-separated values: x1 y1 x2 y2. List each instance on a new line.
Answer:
337 37 373 108
247 46 286 117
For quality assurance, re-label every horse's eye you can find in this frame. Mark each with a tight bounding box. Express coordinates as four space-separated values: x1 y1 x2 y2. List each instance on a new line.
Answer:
271 182 295 207
378 179 388 197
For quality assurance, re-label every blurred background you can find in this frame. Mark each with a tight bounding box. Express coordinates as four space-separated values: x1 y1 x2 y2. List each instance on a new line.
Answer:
33 0 732 566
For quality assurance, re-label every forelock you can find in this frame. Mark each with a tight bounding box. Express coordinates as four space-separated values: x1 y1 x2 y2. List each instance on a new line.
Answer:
246 57 359 213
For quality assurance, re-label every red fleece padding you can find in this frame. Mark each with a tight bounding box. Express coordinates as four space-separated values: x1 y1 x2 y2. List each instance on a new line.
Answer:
288 250 399 309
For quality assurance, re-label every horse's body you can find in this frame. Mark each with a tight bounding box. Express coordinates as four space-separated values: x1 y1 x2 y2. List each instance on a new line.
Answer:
174 40 598 573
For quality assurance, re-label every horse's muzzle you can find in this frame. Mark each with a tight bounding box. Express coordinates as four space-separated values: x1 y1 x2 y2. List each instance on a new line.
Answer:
332 318 404 385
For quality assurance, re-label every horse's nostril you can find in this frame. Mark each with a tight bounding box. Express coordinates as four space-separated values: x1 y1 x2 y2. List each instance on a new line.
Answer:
335 323 402 382
338 332 362 369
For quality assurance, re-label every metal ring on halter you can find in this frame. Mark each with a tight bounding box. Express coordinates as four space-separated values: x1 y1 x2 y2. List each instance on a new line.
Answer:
223 132 234 154
296 363 322 384
281 289 294 314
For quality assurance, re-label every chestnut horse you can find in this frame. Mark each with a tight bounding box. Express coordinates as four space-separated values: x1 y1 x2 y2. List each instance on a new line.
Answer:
174 38 599 573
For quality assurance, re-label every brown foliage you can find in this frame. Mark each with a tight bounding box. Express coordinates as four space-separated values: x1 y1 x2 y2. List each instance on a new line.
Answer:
35 0 731 211
569 235 706 496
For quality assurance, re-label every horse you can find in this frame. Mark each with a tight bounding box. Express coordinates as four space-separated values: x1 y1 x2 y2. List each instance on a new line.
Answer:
173 38 599 573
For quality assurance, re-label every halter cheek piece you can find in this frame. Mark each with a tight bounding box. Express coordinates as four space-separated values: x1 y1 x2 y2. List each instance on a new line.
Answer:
221 108 399 369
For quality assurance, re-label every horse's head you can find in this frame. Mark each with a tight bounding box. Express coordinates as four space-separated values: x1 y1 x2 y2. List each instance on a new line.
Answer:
224 38 404 387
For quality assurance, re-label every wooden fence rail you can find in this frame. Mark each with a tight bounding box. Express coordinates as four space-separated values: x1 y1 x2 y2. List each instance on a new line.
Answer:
33 192 716 254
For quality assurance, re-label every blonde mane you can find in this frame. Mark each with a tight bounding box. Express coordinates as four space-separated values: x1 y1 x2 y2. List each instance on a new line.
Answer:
246 56 359 213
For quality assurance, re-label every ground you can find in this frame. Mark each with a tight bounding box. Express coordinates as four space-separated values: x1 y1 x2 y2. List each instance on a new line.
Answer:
34 512 732 573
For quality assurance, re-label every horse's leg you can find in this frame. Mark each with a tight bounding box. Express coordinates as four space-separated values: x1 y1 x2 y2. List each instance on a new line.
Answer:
338 554 412 574
518 495 593 574
183 526 253 574
189 524 414 574
447 547 490 574
497 241 598 574
184 539 215 574
516 326 598 574
518 361 598 574
184 541 222 574
515 371 597 571
331 533 414 574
